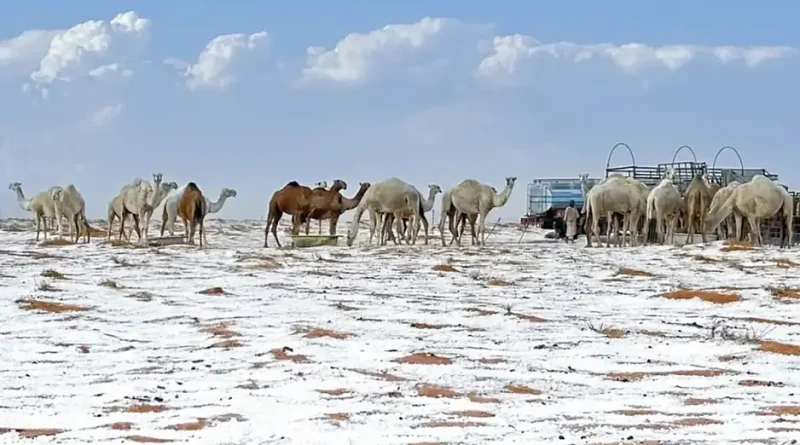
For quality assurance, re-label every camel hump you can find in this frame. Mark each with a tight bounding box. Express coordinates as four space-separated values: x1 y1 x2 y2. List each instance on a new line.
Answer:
286 181 301 187
186 182 200 192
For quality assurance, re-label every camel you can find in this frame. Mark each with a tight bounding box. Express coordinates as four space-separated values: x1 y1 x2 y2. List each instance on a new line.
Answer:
683 174 713 244
346 177 422 247
645 169 682 244
301 181 371 235
450 177 516 246
381 184 442 245
264 181 314 248
119 173 174 246
707 180 742 240
305 179 347 234
438 188 477 246
8 182 58 242
178 182 208 247
583 175 643 248
706 175 794 247
109 179 178 242
161 186 237 242
51 185 90 244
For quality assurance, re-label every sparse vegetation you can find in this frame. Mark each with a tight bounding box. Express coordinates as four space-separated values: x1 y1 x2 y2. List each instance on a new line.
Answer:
99 279 120 289
432 264 457 272
40 269 66 279
586 321 627 338
769 286 800 301
710 319 775 343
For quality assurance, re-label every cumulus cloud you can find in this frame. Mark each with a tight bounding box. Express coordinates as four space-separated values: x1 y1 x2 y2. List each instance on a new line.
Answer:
477 33 796 81
29 11 150 85
299 17 461 85
83 103 123 128
179 31 269 91
88 62 133 79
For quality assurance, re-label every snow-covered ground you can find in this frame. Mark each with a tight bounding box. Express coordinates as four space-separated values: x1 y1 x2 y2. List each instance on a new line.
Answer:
1 217 799 445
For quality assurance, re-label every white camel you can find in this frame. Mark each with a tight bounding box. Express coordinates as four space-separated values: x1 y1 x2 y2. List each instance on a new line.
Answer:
645 168 682 244
707 180 741 241
108 179 178 242
437 188 476 246
8 182 57 242
51 184 90 243
380 184 442 245
705 175 794 247
583 175 644 248
346 177 422 247
450 177 516 246
119 173 174 246
161 185 237 242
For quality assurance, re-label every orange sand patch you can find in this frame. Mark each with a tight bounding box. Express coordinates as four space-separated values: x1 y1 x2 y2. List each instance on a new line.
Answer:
660 289 741 304
0 428 63 438
512 312 548 322
450 410 495 418
17 299 89 313
505 384 542 395
759 340 800 356
432 264 457 272
317 388 352 396
767 406 800 416
200 322 241 338
270 347 309 363
393 353 453 365
770 286 800 301
721 240 755 252
417 385 459 398
294 326 351 340
198 287 227 295
126 404 167 413
166 419 207 431
467 392 500 404
108 422 134 430
324 413 350 422
607 369 729 382
615 267 656 277
464 307 498 316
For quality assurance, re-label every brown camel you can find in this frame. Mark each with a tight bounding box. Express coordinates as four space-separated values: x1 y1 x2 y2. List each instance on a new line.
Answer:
264 181 313 248
300 182 371 235
305 179 347 233
683 174 712 244
178 182 207 247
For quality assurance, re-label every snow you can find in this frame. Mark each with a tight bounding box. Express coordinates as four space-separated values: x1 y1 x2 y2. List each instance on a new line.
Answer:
1 217 799 444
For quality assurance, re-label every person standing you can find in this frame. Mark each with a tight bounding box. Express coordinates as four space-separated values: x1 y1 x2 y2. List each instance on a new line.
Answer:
564 200 580 243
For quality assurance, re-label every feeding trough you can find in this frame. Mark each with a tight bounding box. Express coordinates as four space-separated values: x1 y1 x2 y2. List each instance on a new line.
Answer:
290 234 340 248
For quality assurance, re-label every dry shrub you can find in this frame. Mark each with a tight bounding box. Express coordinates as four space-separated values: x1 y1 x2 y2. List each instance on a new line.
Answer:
477 357 505 364
200 322 241 338
17 299 89 313
587 322 626 338
270 347 309 363
612 409 663 416
720 240 755 252
465 307 498 316
486 278 512 286
36 281 60 292
88 227 109 237
432 264 457 272
294 326 351 340
769 286 800 301
615 267 655 277
393 353 453 365
661 288 741 304
776 258 798 269
40 269 66 279
198 287 226 295
505 384 542 395
99 279 120 289
758 340 800 356
39 238 73 247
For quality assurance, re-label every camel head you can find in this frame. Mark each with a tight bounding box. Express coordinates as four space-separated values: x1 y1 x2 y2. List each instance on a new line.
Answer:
152 173 163 186
221 188 238 198
51 188 63 202
428 184 442 195
664 167 676 181
505 177 517 188
331 179 347 192
357 182 371 193
159 182 178 194
8 182 21 192
578 173 589 182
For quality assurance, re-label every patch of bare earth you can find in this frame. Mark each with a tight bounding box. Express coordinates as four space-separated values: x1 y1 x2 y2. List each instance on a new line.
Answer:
776 258 798 268
108 422 134 430
166 419 207 431
607 369 729 382
198 287 227 295
486 278 512 286
684 398 719 405
411 322 452 329
464 307 498 316
126 404 168 413
505 384 542 395
770 286 800 301
293 326 351 340
671 417 722 426
720 240 755 252
208 339 243 349
417 385 459 398
511 312 548 322
39 238 73 247
432 264 457 272
16 299 89 313
323 413 350 422
450 410 495 418
199 322 241 338
316 389 352 396
393 353 452 365
759 340 800 356
467 392 501 404
615 267 656 278
269 347 309 363
351 369 407 382
0 428 64 438
125 436 174 443
660 288 741 304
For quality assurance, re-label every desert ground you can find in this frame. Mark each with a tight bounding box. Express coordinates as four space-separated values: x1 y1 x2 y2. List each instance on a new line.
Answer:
1 218 799 445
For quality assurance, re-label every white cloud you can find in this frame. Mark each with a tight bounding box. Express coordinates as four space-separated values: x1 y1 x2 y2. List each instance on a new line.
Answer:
181 31 269 91
83 103 123 128
29 11 150 85
299 17 460 85
477 33 796 80
0 30 59 66
88 62 133 79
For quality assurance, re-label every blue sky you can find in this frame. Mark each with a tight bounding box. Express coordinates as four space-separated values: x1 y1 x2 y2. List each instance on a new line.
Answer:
1 1 798 220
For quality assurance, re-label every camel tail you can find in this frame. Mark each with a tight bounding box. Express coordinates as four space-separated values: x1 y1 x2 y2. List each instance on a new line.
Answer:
646 194 656 221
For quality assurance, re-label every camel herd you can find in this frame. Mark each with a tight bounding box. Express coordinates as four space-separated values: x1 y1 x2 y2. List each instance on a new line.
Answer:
581 168 795 248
